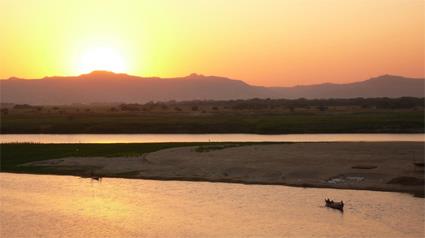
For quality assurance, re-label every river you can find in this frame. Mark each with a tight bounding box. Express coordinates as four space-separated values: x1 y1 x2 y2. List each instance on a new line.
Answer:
0 173 423 237
1 133 424 143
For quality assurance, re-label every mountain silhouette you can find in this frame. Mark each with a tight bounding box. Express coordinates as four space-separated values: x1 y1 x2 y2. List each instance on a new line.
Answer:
1 72 423 104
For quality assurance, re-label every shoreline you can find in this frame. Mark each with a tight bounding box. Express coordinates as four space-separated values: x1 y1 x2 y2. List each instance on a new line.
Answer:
2 170 423 198
4 142 423 197
2 131 425 134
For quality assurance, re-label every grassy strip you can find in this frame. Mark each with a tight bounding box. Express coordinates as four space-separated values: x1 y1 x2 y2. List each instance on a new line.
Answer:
1 111 424 134
0 142 265 173
194 144 243 152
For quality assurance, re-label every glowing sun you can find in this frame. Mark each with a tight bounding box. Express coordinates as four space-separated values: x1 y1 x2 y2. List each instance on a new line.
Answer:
76 47 128 73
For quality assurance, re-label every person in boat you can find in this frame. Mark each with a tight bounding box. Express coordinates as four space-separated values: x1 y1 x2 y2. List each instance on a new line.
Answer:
325 198 335 204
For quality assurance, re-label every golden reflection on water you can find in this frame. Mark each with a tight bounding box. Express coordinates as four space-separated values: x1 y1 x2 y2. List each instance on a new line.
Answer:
1 173 424 238
72 197 130 220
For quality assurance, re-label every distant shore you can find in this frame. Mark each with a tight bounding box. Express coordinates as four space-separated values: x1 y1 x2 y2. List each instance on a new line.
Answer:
2 142 424 197
2 111 423 134
1 99 424 134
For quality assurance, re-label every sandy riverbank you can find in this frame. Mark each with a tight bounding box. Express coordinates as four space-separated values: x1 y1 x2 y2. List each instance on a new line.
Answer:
22 142 424 196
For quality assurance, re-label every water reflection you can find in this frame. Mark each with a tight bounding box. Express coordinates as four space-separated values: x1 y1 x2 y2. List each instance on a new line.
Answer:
1 173 424 237
1 133 424 144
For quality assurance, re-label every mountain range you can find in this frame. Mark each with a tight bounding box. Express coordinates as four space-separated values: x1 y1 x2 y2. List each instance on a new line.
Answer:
1 71 424 104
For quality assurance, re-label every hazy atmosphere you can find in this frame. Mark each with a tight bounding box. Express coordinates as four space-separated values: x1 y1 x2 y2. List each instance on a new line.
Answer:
1 1 424 237
1 0 423 86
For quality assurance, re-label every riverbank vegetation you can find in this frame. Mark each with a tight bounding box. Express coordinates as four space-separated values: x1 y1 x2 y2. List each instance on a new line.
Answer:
1 97 424 134
0 143 208 172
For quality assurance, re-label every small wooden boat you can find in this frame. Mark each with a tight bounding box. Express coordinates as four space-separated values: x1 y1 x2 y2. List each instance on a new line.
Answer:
325 198 344 211
79 174 102 181
87 169 102 181
90 176 102 181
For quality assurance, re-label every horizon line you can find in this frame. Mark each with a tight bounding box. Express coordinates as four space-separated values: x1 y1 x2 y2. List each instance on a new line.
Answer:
1 70 424 88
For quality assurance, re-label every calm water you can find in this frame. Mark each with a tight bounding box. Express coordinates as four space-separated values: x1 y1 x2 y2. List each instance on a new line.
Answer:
1 133 424 143
0 173 423 238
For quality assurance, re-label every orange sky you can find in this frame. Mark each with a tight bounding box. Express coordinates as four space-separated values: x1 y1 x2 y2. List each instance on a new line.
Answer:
0 0 423 86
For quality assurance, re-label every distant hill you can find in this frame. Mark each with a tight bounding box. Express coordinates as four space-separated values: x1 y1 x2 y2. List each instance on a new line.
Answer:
1 71 423 104
270 75 425 99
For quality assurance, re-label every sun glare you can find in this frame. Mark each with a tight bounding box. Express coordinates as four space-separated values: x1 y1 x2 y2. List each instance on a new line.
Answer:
76 47 128 74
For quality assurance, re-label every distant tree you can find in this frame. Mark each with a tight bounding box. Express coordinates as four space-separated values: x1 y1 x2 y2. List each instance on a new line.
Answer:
1 108 8 115
318 105 328 112
212 106 219 111
174 107 182 112
14 104 33 110
119 104 140 111
191 106 199 111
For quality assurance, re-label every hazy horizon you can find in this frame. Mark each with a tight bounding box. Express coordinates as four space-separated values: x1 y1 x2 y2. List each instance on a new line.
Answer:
2 70 425 88
2 73 423 104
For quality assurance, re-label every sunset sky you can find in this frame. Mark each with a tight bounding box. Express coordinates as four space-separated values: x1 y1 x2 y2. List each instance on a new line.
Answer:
0 0 423 86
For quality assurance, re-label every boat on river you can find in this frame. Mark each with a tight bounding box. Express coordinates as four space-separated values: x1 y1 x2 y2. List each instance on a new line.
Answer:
79 170 102 182
325 198 344 211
